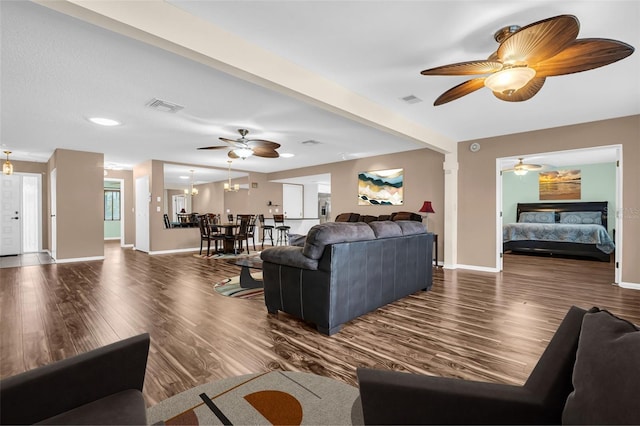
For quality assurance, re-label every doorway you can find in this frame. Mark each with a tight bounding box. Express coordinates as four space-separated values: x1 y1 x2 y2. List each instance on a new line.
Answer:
0 172 42 256
104 178 124 246
497 146 621 284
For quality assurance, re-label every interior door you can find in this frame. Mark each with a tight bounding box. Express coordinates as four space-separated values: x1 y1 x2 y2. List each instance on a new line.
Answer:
50 169 57 260
0 174 22 256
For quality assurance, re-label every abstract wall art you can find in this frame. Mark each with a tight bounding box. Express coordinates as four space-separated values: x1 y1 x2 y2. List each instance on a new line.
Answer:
358 168 403 205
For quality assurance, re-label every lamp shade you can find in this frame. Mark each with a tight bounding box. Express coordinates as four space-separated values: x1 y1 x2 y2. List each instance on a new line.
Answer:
419 201 435 214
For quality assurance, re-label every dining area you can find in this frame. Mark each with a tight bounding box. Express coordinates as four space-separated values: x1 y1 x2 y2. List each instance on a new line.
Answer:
196 213 300 257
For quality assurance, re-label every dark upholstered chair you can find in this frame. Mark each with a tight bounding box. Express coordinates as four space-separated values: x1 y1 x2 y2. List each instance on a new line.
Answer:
357 306 640 425
335 212 360 222
0 333 150 425
390 211 423 221
359 215 378 223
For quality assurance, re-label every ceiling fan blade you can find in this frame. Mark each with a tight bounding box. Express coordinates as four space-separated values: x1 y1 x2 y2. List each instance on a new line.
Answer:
197 145 228 150
252 148 280 158
433 78 486 106
492 77 546 102
247 140 281 150
498 15 579 65
534 38 635 77
219 137 239 144
227 151 240 159
421 60 502 76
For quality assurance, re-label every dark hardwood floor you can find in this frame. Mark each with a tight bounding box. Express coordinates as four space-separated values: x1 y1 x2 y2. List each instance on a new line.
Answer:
1 242 638 406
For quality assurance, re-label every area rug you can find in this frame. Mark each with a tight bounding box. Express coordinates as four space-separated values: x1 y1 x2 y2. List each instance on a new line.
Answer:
193 251 262 260
147 371 363 425
214 273 264 299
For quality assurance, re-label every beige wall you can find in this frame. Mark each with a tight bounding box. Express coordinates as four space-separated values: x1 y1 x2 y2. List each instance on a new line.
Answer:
103 169 134 245
47 149 104 260
457 115 639 284
268 148 446 259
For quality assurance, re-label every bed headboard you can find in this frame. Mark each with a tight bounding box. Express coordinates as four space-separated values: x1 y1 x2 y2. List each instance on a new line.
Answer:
516 201 608 229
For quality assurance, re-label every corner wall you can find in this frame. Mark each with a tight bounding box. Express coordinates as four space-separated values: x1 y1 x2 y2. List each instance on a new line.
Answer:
458 115 639 285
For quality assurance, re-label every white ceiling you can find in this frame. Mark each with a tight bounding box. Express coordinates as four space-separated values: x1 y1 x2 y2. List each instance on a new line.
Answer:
2 1 638 176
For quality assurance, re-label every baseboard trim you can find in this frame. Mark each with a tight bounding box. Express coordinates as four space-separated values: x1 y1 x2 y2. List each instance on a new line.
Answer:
455 264 500 273
55 256 105 264
618 281 640 290
121 244 134 248
148 247 200 255
104 237 121 241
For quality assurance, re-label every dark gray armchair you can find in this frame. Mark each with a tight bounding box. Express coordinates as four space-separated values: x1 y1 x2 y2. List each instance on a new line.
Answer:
357 305 640 425
1 333 150 425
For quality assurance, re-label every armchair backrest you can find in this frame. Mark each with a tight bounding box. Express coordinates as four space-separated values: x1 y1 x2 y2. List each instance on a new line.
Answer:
524 305 588 423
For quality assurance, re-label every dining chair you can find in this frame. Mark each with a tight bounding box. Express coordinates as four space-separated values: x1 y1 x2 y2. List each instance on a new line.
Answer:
258 214 274 249
227 213 234 223
273 214 290 245
198 215 214 256
229 216 250 254
246 215 257 251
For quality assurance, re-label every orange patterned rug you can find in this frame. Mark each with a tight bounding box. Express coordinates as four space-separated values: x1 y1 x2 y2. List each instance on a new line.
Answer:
147 371 363 425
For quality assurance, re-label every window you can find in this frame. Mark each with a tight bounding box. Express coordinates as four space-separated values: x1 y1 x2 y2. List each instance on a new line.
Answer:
104 190 121 221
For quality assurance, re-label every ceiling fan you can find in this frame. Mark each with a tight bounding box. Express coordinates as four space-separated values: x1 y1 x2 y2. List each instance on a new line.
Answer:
198 128 281 159
504 158 544 176
420 14 635 106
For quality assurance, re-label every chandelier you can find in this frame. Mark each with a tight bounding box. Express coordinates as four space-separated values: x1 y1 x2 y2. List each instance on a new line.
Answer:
184 170 198 196
3 151 13 176
224 160 240 192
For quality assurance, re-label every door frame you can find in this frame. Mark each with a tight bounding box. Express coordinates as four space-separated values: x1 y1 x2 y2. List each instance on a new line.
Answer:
104 178 125 246
496 145 622 284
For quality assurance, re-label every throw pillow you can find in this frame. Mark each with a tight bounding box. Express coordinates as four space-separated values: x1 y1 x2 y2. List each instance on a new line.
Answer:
518 211 555 223
559 211 603 225
562 308 640 425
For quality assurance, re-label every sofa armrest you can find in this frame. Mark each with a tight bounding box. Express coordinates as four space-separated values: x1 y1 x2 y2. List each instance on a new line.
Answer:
0 333 150 425
357 368 548 425
261 246 319 270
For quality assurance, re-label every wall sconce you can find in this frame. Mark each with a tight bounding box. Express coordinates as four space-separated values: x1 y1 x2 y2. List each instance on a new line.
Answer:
3 151 13 175
418 201 435 231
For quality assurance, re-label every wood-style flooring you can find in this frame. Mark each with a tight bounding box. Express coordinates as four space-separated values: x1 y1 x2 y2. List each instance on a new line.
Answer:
1 241 639 406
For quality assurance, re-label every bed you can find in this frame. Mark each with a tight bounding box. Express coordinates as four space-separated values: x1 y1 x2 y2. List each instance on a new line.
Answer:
503 201 614 262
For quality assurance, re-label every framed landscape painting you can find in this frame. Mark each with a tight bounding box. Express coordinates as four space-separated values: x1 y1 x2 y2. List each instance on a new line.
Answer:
358 168 403 205
539 169 581 200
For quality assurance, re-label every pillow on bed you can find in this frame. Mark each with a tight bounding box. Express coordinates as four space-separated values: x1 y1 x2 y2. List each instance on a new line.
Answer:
518 211 555 223
559 211 602 225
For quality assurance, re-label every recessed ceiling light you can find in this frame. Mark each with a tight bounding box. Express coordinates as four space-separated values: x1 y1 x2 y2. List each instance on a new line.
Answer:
88 117 121 126
179 176 189 179
280 153 295 158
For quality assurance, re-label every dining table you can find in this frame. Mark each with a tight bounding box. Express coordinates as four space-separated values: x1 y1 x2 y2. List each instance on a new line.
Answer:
215 223 239 254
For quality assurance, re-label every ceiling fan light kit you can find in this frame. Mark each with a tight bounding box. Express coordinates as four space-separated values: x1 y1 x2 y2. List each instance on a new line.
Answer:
198 128 281 159
421 14 634 105
484 66 536 94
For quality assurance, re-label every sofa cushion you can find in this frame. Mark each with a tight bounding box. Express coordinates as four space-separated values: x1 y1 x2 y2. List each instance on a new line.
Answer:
261 246 319 270
562 308 640 425
302 222 376 260
368 221 403 238
37 389 146 425
395 220 427 236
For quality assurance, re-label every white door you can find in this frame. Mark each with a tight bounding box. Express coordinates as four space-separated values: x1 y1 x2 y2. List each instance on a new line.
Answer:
283 184 303 218
173 195 187 221
135 176 150 252
0 174 22 256
50 169 57 260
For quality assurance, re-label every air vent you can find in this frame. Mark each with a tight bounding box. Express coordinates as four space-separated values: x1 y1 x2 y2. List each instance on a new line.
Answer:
301 140 321 145
146 98 184 113
401 94 423 104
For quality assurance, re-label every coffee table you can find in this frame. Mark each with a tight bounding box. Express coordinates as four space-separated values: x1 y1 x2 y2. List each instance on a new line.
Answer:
228 257 263 289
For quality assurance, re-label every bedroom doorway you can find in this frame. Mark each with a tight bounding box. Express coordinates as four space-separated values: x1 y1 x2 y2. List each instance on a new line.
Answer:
497 145 622 284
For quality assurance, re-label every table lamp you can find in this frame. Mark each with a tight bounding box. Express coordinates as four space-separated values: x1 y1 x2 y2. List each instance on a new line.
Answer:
419 201 435 231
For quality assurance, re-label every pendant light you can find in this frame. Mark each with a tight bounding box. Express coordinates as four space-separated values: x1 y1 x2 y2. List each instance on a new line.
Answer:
3 151 13 175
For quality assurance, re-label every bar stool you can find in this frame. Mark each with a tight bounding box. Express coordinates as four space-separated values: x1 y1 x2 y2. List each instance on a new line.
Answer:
259 214 274 249
273 214 290 245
